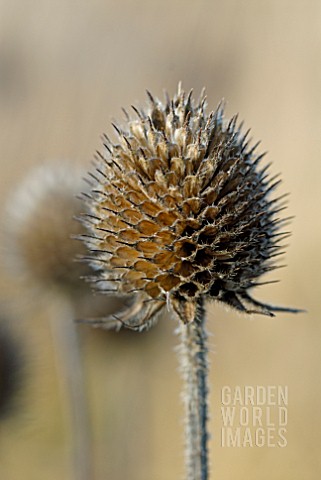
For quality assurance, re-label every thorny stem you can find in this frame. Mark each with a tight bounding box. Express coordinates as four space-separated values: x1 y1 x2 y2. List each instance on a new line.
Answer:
49 296 93 480
177 299 209 480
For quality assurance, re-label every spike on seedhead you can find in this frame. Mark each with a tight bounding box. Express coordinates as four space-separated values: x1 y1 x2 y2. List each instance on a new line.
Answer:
79 85 301 329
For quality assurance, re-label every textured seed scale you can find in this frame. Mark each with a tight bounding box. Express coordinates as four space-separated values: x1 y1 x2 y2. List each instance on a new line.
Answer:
81 85 297 329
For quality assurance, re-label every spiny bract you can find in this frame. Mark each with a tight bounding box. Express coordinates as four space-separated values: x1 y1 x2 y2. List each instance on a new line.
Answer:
80 85 297 329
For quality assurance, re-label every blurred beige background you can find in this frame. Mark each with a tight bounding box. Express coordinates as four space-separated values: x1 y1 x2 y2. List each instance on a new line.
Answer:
0 1 320 479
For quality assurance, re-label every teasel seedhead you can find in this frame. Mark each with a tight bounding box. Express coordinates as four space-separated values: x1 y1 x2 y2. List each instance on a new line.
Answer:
6 162 89 297
79 84 301 330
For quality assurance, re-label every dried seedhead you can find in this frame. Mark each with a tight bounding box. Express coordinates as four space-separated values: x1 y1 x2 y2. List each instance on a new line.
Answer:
79 85 300 330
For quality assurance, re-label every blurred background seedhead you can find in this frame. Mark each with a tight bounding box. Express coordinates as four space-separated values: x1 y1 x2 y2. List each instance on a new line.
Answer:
5 162 88 298
0 320 23 420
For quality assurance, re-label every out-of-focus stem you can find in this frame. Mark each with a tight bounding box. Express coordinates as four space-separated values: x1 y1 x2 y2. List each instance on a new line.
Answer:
177 299 209 480
49 296 93 480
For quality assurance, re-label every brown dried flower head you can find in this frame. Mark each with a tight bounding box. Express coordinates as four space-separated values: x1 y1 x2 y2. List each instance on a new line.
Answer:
80 85 299 329
6 163 88 295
